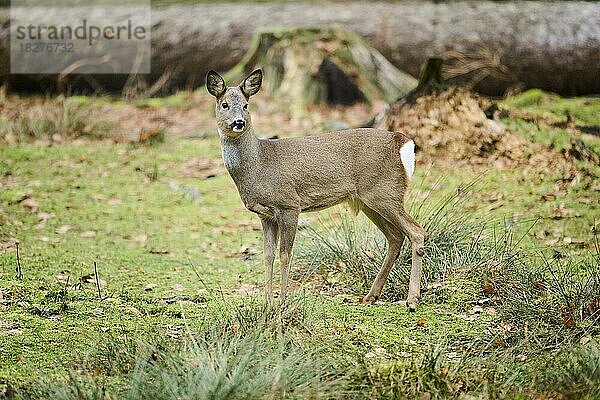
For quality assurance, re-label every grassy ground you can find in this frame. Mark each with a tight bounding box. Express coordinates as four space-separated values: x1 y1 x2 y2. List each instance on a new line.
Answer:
0 90 599 399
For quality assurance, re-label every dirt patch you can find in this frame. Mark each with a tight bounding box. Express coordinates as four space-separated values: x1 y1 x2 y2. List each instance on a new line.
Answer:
376 88 576 172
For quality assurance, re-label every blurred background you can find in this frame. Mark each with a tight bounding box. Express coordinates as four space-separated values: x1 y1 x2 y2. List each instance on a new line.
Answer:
0 0 598 97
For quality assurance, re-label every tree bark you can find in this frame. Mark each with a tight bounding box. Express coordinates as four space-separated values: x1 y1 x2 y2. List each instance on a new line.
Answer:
0 1 598 96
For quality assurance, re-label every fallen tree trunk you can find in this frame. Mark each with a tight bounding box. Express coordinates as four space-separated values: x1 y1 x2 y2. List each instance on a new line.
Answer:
0 1 598 96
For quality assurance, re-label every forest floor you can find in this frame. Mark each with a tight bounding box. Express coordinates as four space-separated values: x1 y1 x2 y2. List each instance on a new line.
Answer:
0 88 599 399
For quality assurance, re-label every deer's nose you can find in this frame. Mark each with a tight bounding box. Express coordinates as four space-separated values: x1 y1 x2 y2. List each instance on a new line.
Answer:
230 119 246 132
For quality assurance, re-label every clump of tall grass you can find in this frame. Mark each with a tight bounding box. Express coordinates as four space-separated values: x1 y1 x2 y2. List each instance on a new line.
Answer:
350 342 539 400
16 296 348 400
484 244 600 350
296 179 518 301
541 341 600 399
0 96 107 142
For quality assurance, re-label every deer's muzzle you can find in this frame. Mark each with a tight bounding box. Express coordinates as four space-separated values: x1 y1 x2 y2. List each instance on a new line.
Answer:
230 119 246 132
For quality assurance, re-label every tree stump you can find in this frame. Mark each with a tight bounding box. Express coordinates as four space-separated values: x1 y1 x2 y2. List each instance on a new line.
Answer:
365 57 446 127
401 57 446 104
223 27 417 112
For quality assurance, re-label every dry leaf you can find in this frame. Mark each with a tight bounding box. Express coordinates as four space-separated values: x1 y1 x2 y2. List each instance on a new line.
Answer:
138 128 163 144
144 283 158 291
180 158 224 180
0 237 19 252
55 225 71 234
235 283 260 296
562 237 586 248
171 284 185 292
235 246 259 261
561 304 576 328
540 193 556 202
427 282 443 290
579 336 591 345
107 198 122 206
39 236 59 243
213 221 261 234
80 231 97 238
551 206 577 219
1 329 24 335
148 248 170 254
482 283 495 294
562 314 575 328
81 274 106 288
470 305 484 314
36 212 52 229
132 235 147 244
586 298 600 315
20 197 38 212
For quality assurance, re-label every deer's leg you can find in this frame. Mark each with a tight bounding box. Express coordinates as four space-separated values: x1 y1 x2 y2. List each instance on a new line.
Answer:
396 209 426 311
277 209 299 303
361 197 426 311
261 218 279 306
361 205 405 303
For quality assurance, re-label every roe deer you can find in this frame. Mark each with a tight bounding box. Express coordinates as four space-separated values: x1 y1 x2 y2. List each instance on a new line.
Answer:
206 69 427 310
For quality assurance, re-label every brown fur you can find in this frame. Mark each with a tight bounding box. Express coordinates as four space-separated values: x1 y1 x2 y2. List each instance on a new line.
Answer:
207 69 426 310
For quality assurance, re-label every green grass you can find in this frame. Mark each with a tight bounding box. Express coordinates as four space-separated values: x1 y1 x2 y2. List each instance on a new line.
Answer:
1 91 599 398
500 89 600 126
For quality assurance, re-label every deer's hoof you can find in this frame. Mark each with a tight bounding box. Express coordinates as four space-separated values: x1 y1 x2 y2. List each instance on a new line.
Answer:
405 299 418 312
360 294 377 304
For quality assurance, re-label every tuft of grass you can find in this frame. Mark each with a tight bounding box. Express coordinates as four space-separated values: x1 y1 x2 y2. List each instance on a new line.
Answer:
542 342 600 399
484 246 600 351
14 297 348 400
296 179 520 302
355 345 456 399
0 96 108 142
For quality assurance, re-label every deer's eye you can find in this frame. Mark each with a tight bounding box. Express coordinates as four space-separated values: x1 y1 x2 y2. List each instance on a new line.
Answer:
243 104 248 110
221 102 229 110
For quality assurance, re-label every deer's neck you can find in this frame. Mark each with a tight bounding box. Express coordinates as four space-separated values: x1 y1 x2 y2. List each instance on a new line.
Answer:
219 128 260 177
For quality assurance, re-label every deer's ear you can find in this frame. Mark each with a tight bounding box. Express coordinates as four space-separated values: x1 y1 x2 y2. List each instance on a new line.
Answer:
240 69 262 98
206 70 226 98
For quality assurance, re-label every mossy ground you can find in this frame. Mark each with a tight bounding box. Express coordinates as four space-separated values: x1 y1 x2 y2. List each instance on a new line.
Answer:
0 90 599 398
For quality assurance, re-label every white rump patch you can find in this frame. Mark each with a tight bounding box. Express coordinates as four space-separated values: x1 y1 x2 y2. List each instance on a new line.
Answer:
400 140 415 179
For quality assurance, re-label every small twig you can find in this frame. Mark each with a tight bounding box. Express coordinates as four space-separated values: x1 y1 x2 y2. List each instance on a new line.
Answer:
93 261 102 301
62 275 70 310
15 242 23 280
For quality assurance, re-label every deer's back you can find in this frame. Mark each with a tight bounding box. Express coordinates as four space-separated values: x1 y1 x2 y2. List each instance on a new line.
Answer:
261 128 410 173
256 128 411 210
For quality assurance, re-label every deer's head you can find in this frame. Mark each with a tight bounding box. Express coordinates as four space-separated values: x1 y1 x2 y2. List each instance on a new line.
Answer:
206 69 262 138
